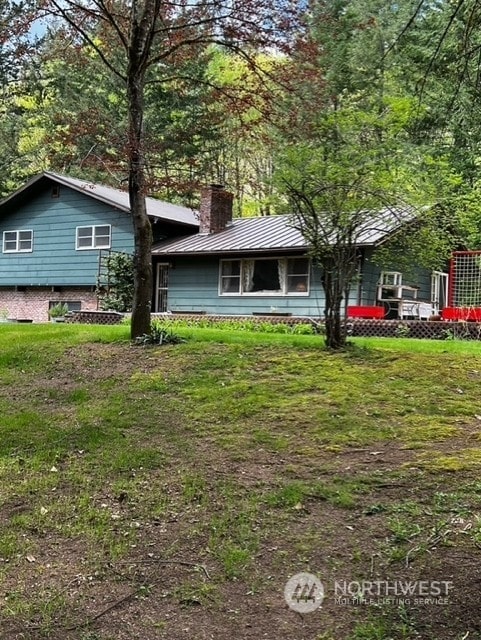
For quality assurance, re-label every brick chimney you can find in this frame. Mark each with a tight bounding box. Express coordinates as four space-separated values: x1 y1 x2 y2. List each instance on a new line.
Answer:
199 184 233 234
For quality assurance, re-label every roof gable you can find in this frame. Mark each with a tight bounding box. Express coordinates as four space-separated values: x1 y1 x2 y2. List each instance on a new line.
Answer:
0 172 199 228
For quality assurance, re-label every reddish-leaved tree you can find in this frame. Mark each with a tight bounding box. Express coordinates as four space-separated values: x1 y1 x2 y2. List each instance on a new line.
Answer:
32 0 300 338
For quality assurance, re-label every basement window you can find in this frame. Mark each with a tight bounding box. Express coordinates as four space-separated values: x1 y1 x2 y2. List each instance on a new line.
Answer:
48 301 81 312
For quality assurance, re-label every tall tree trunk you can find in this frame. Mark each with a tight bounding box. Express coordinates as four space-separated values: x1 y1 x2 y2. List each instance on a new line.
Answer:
324 295 345 349
322 259 346 349
127 65 152 339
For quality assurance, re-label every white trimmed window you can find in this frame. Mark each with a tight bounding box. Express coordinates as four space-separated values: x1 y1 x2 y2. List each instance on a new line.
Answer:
3 230 33 253
220 257 310 295
76 225 111 250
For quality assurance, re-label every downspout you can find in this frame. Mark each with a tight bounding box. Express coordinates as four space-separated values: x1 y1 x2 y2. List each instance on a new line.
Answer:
357 249 364 305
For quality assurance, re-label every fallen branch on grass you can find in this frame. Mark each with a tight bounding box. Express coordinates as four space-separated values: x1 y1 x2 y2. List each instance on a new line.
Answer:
101 557 211 580
25 557 211 633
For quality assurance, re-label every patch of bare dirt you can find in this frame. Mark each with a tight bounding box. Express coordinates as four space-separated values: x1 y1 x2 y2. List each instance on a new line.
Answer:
2 343 481 639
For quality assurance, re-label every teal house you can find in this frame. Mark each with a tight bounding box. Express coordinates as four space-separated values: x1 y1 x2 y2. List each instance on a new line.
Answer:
0 174 447 322
153 185 448 320
0 172 197 321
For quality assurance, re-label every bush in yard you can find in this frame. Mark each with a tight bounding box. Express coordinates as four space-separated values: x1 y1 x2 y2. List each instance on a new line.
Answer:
134 319 185 346
97 252 134 312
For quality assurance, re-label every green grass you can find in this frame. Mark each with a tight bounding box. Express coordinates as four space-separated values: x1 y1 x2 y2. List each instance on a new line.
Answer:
354 335 481 355
1 324 481 638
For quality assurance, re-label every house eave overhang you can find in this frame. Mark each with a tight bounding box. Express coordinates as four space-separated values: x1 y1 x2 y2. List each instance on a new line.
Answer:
153 246 311 258
150 216 199 229
152 242 383 258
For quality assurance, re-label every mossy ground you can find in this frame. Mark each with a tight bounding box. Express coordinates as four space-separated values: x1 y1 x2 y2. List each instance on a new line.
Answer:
0 325 481 639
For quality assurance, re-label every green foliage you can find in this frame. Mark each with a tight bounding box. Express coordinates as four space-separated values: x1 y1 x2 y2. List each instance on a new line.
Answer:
271 0 474 349
97 252 134 312
453 181 481 249
48 302 69 318
150 316 319 335
394 323 411 338
275 141 403 348
134 319 185 346
203 48 281 216
374 205 461 276
1 326 481 636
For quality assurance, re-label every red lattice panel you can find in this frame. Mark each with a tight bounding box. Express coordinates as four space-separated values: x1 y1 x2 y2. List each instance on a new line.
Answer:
449 251 481 308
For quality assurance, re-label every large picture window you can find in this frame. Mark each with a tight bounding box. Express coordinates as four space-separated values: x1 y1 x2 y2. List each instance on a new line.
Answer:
3 230 33 253
220 257 310 295
76 225 111 250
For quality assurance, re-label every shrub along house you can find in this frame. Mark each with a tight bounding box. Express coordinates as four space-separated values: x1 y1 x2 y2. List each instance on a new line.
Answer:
0 172 198 322
152 185 448 320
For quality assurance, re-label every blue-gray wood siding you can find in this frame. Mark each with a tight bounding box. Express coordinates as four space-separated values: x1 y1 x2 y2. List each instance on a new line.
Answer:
360 249 432 305
162 256 360 316
0 184 135 286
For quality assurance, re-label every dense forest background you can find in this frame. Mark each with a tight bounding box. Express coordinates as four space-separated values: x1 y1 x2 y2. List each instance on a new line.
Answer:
2 0 481 245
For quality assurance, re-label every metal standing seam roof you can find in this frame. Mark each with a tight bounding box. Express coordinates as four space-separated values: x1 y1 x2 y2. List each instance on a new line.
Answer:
152 207 416 256
153 216 308 255
43 172 199 227
0 172 199 228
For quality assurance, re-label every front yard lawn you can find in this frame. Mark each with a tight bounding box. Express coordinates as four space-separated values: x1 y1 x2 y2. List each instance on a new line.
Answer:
0 324 480 639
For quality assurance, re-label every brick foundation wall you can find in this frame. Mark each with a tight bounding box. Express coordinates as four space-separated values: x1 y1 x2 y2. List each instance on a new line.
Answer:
0 288 98 323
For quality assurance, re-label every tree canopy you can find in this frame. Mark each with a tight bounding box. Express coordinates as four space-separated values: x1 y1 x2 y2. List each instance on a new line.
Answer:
1 0 480 344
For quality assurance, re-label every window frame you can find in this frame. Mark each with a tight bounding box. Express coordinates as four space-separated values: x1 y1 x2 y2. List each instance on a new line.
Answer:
76 224 112 250
219 257 310 296
3 229 34 253
219 259 242 295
